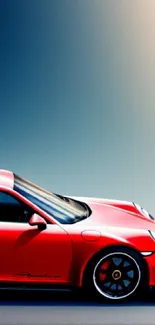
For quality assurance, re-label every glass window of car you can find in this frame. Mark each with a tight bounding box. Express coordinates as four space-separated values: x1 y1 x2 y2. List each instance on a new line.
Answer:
14 174 91 224
0 191 33 223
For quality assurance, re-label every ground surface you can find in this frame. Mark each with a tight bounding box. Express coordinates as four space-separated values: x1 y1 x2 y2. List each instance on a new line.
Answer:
0 290 155 325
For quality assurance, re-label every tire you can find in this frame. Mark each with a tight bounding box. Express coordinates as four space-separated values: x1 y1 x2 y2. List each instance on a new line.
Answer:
83 246 149 302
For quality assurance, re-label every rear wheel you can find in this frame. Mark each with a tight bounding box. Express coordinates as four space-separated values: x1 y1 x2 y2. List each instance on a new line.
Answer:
83 247 148 302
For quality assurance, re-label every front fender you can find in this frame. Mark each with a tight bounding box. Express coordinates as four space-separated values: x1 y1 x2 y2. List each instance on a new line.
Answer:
78 228 152 287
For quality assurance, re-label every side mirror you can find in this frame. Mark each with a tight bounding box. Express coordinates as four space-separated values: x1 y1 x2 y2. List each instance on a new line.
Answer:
29 213 47 230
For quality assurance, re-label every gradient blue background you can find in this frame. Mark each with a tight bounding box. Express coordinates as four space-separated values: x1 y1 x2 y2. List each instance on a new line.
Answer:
1 0 155 213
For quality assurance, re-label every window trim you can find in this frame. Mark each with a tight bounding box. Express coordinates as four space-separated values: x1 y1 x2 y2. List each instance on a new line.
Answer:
0 186 56 225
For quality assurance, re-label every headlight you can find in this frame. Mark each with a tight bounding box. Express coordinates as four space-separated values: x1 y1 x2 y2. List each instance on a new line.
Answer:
134 203 151 220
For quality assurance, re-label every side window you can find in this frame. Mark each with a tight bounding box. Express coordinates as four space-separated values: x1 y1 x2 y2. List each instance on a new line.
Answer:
0 191 33 223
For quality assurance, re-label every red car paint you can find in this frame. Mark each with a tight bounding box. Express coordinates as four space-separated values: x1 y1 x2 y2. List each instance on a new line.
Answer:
0 169 155 290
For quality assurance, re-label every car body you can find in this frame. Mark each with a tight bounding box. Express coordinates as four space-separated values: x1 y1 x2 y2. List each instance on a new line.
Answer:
0 169 155 301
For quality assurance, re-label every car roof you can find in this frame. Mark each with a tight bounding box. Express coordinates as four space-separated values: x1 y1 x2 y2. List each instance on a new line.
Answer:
0 170 14 189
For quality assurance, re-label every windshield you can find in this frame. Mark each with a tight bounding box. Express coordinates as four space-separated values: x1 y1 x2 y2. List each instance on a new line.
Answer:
13 174 90 224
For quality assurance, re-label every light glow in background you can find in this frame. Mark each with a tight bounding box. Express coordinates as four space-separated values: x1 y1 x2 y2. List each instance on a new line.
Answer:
1 0 155 213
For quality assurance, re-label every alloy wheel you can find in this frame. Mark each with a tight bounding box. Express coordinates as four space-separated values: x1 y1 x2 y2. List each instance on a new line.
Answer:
93 252 141 300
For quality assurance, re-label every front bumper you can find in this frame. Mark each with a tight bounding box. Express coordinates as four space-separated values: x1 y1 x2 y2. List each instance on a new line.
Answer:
143 253 155 286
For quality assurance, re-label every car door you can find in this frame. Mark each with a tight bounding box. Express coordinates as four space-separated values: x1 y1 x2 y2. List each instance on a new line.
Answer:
0 190 72 284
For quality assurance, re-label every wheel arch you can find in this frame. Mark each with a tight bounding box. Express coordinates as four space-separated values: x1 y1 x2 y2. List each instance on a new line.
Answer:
80 244 150 287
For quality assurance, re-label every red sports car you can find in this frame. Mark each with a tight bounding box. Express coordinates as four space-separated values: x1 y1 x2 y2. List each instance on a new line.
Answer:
0 169 155 302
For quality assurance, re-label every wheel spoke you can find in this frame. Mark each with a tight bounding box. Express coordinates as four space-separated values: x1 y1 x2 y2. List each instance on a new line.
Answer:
107 281 114 289
103 272 112 283
115 283 120 293
110 258 117 269
99 268 108 275
119 279 126 291
124 273 133 281
118 258 125 269
103 281 112 288
123 264 133 273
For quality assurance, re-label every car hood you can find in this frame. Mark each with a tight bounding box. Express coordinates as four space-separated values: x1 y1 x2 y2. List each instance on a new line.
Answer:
70 196 155 230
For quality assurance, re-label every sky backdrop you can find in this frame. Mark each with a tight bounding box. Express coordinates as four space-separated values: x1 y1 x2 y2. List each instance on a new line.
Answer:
1 0 155 213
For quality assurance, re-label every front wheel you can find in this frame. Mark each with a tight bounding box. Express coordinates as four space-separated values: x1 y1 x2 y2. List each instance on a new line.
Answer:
83 247 148 302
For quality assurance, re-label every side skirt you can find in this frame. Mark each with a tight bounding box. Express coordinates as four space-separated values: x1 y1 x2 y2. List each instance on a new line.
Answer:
0 282 75 292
